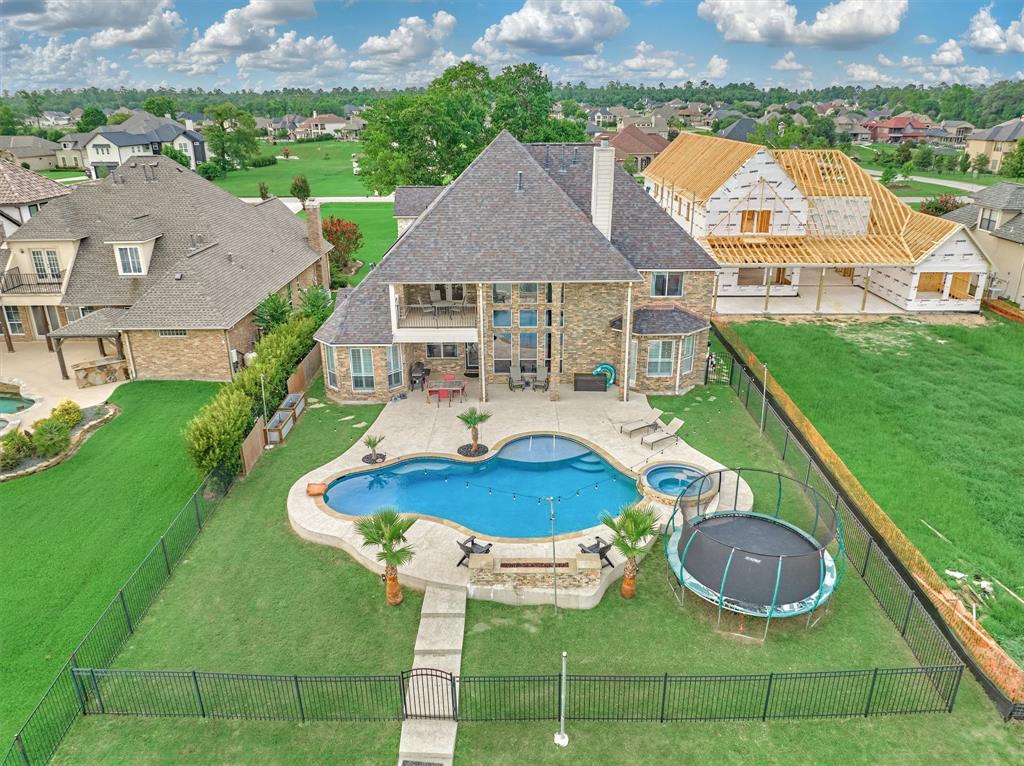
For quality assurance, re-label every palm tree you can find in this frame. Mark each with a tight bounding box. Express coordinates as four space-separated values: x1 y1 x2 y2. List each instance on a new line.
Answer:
355 508 415 606
600 502 659 599
457 407 492 455
363 433 385 462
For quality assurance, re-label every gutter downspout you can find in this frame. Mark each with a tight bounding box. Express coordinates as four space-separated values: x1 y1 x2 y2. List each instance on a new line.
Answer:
478 283 486 402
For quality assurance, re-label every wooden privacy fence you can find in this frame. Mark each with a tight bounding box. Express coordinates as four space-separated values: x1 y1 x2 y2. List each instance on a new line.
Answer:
713 319 1024 708
239 416 265 477
287 345 323 394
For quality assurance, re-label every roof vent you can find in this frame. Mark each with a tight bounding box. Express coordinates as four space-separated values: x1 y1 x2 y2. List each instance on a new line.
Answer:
227 252 233 263
559 145 567 174
572 147 578 166
515 171 523 192
174 272 183 280
544 145 550 168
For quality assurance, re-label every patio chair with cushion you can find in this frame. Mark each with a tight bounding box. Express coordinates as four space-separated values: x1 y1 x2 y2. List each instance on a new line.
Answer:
579 536 614 569
436 388 452 408
508 370 525 391
457 535 493 567
444 373 456 381
534 365 549 392
640 418 683 450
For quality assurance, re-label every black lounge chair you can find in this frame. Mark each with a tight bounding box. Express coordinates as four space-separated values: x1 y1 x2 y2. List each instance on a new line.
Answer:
456 535 493 567
579 536 614 569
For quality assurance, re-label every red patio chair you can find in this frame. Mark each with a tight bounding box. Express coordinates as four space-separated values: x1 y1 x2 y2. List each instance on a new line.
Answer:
436 388 452 407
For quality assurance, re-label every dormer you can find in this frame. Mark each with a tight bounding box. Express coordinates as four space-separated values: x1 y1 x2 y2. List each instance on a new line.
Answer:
104 214 162 277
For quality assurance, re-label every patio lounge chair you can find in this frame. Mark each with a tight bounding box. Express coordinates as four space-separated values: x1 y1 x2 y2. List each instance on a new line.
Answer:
640 418 683 450
619 417 659 437
508 370 525 391
534 366 549 392
579 537 614 569
457 535 493 567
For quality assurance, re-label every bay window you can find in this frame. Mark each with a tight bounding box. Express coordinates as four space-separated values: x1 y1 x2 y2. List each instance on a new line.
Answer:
647 340 674 377
350 348 375 391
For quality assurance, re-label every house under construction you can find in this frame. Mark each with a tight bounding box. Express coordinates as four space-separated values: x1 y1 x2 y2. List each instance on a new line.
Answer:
642 133 992 314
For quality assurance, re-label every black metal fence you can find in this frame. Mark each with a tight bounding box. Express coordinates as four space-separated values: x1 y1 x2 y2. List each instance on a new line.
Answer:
59 664 960 727
2 473 231 766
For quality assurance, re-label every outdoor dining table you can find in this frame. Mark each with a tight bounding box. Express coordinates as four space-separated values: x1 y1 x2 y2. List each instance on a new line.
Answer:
425 379 467 404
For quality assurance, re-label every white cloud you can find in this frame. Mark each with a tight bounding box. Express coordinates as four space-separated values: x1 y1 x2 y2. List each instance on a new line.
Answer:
846 53 999 87
965 4 1024 53
472 0 629 64
914 34 936 44
931 39 964 65
237 31 347 86
877 53 895 66
2 37 127 90
703 54 729 79
618 41 687 81
697 0 907 48
350 11 458 84
92 7 185 50
844 63 894 84
5 0 167 34
772 50 805 70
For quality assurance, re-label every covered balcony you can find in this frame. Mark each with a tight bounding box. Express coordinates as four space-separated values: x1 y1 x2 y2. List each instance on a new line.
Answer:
391 283 479 341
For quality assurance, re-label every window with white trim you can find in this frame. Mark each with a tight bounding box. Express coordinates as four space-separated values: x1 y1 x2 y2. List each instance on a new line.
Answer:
31 250 60 281
3 306 24 335
325 346 338 388
386 344 403 388
518 309 538 327
681 334 696 374
159 329 187 337
350 348 375 391
493 333 511 374
117 246 143 275
647 340 675 377
651 272 683 297
979 208 996 231
426 343 458 359
519 283 538 302
492 283 511 304
492 309 512 328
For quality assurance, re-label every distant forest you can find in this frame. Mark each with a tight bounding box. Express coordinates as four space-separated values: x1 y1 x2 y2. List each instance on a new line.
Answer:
4 78 1023 128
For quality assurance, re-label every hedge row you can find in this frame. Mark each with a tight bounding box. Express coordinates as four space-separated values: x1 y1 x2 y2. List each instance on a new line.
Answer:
184 314 319 475
250 155 278 167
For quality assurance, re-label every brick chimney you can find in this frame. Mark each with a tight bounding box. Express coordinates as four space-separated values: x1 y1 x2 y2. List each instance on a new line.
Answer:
590 139 615 240
305 199 329 285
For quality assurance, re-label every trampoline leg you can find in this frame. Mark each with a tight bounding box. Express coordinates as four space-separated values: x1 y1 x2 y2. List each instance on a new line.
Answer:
763 615 771 642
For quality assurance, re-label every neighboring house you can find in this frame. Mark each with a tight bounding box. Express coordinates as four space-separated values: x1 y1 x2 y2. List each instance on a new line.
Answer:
923 126 956 147
393 186 444 236
294 112 346 139
605 124 670 170
608 105 640 125
55 132 90 170
717 117 758 143
338 116 365 141
643 132 991 313
0 136 60 171
864 116 929 144
624 114 670 139
0 159 330 382
83 111 206 178
0 159 72 239
254 117 273 134
678 103 709 127
30 111 72 128
939 120 974 147
944 183 1024 303
708 108 743 123
965 116 1024 172
271 114 304 134
833 113 872 143
587 107 614 126
68 108 83 123
895 111 933 126
315 131 720 404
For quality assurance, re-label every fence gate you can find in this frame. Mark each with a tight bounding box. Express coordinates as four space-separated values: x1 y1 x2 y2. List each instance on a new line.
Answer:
705 351 732 385
400 668 457 720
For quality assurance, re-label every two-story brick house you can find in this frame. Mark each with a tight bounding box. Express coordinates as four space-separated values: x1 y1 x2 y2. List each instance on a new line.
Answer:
0 159 330 381
315 130 720 403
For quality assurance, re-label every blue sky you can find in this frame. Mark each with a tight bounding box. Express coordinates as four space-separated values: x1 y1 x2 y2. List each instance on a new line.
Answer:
1 1 1022 93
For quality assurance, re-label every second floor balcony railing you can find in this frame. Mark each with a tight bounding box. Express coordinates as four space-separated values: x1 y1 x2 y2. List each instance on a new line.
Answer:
1 268 65 294
396 300 477 329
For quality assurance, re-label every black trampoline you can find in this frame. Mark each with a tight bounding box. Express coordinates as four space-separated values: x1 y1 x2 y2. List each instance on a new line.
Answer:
663 468 845 629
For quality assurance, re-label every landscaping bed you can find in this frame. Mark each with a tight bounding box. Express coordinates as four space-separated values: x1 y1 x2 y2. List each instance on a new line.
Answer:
0 404 114 480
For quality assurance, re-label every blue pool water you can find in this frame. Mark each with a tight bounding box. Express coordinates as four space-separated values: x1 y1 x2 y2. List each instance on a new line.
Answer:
0 394 33 415
643 464 708 498
323 435 640 538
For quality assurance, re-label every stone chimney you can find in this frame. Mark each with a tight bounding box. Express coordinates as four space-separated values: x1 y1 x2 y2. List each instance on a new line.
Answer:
305 199 329 285
590 139 615 240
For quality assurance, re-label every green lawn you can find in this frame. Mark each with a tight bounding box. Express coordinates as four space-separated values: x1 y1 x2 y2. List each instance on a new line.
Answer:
212 141 368 198
38 168 87 179
110 381 418 675
300 202 396 286
732 317 1024 663
888 179 969 198
0 382 216 743
849 144 1004 187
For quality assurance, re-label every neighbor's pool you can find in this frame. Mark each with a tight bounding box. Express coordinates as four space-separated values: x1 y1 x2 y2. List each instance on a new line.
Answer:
322 435 640 538
0 394 34 415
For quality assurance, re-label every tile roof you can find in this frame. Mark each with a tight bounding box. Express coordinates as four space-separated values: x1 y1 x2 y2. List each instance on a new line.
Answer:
610 307 708 336
393 186 444 217
9 159 321 330
970 117 1024 142
972 182 1024 211
0 159 72 205
372 131 642 283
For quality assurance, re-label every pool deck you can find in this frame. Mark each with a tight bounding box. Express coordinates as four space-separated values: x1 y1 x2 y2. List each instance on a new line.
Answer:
288 385 752 608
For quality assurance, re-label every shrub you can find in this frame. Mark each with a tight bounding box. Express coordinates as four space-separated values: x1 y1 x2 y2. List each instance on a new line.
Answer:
185 387 253 476
31 418 71 458
251 155 277 167
161 144 190 168
258 181 270 200
295 134 335 143
290 174 311 206
196 162 226 180
51 400 84 428
0 430 33 471
254 292 293 333
919 194 966 217
322 216 363 281
299 284 334 324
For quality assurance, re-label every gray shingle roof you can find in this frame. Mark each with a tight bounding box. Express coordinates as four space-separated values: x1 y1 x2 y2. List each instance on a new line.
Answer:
525 143 719 271
970 117 1024 142
972 182 1024 212
0 159 72 205
10 159 320 330
373 131 641 283
994 212 1024 244
610 307 708 336
314 273 393 346
0 135 59 159
393 186 443 217
717 117 758 142
48 307 126 338
941 203 979 228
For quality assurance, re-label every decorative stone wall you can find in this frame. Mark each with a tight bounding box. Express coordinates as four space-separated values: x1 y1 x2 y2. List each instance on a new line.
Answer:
72 356 130 388
468 554 602 589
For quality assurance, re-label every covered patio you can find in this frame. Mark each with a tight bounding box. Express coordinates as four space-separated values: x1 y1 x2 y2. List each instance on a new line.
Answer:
46 307 128 381
715 267 908 315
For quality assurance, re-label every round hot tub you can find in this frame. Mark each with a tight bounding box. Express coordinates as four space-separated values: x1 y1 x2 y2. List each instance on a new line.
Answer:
640 463 719 508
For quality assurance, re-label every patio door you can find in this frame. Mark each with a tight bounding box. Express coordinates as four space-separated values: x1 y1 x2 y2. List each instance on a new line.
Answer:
32 306 63 336
465 343 479 373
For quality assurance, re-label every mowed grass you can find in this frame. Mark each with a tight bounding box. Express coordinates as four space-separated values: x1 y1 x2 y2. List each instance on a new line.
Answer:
888 179 969 198
212 141 367 197
300 202 396 286
732 317 1024 662
0 381 216 743
463 383 917 676
849 144 1002 187
110 380 420 675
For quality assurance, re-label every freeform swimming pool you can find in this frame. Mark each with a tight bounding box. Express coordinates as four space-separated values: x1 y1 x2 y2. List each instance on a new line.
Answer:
322 435 640 538
0 393 34 415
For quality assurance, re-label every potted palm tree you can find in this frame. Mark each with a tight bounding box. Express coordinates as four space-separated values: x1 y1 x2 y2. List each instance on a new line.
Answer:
356 508 415 606
600 502 659 599
456 407 493 457
362 433 385 464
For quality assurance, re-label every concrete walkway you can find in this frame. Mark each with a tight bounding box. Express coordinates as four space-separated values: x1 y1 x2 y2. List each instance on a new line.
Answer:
241 194 394 213
398 585 466 766
863 168 985 193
